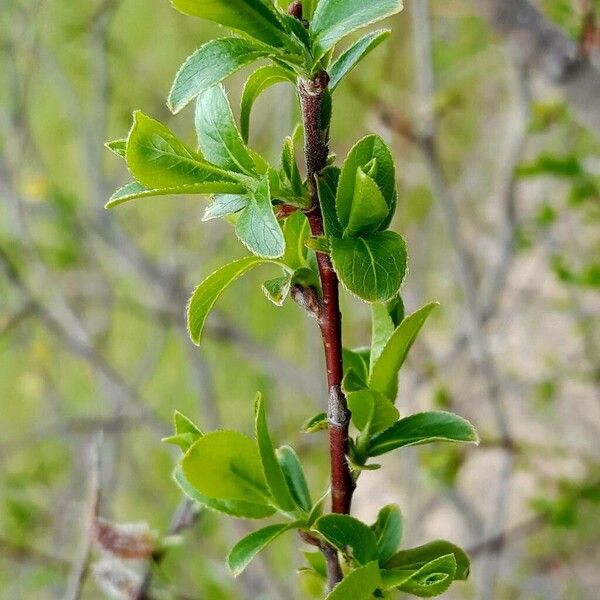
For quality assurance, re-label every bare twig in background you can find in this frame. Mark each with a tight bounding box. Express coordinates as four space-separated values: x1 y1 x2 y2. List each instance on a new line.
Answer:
63 433 103 600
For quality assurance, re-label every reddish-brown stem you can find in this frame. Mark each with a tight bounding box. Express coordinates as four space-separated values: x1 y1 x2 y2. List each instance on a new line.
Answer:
299 76 355 519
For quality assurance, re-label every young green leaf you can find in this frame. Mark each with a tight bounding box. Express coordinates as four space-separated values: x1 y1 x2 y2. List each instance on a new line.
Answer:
162 411 203 451
371 505 403 564
262 275 292 306
347 389 399 435
336 135 396 231
369 302 438 399
343 167 390 238
168 38 273 114
325 561 382 600
241 65 296 142
330 232 407 303
174 467 275 519
254 394 297 512
126 112 240 190
342 347 370 387
202 194 249 221
367 412 479 457
311 0 403 59
385 540 470 581
316 166 343 238
106 181 244 209
303 550 327 579
283 211 309 270
396 554 457 597
228 523 296 577
277 445 313 513
236 176 285 258
105 139 127 158
329 30 391 91
187 256 279 345
313 514 377 565
171 0 292 49
370 303 396 368
195 84 256 175
182 430 271 504
280 137 305 199
302 412 328 433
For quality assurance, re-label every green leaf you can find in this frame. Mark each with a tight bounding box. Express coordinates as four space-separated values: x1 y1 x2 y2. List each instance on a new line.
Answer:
336 135 396 232
188 256 278 345
343 347 370 388
162 411 203 451
325 561 382 600
254 394 296 511
343 167 390 238
236 176 285 258
347 389 399 434
195 84 256 175
202 194 248 221
168 38 272 114
228 523 295 577
283 211 309 270
330 232 407 303
241 65 296 142
280 137 305 199
302 412 328 433
329 30 390 91
317 167 343 238
385 540 470 581
396 554 457 597
170 0 292 49
277 445 312 513
182 430 271 504
106 180 244 209
105 139 127 158
313 514 377 565
174 466 275 519
303 550 327 578
311 0 403 58
369 302 438 399
370 303 395 369
367 412 479 458
371 505 403 564
126 112 240 190
262 275 292 306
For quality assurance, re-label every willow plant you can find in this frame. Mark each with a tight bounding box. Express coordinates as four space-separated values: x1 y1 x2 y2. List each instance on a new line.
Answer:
106 0 479 597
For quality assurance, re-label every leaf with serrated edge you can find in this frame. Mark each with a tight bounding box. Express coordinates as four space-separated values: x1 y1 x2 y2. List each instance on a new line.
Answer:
171 0 294 49
228 522 297 577
336 135 396 231
385 540 470 581
174 467 275 519
236 176 285 258
187 256 280 345
262 275 291 306
168 38 272 114
313 514 377 565
254 394 296 511
397 554 456 597
277 445 312 513
195 84 256 174
325 561 382 600
311 0 403 58
202 194 248 221
106 181 244 209
126 112 240 190
367 411 479 457
241 65 296 142
344 167 390 238
182 430 271 504
369 302 438 398
105 139 127 158
347 389 399 434
371 504 403 564
330 231 407 303
329 30 390 91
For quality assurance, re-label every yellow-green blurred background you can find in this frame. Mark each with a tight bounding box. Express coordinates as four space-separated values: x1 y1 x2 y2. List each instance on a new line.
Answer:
1 0 599 598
